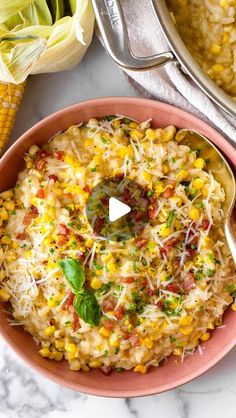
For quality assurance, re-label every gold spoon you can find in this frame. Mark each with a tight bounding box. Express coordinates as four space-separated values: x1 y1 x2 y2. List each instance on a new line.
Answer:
176 129 236 265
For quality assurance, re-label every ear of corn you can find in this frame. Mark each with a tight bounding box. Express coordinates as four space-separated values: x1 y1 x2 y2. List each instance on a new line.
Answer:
0 82 25 155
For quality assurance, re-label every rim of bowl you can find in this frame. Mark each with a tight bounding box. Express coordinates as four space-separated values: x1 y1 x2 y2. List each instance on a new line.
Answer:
0 97 236 397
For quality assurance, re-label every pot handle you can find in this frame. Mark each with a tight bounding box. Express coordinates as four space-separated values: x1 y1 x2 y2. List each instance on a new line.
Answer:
91 0 174 71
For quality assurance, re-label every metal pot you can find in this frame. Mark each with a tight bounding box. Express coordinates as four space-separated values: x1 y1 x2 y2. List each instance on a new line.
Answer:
91 0 236 118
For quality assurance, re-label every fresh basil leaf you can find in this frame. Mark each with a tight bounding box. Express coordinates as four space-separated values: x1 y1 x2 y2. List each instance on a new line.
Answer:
73 289 101 326
58 258 85 293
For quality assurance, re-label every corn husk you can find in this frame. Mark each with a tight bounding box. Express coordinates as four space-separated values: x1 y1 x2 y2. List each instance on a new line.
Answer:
0 0 94 84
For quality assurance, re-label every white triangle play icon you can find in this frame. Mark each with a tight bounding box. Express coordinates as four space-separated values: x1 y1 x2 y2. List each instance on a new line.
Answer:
109 197 131 222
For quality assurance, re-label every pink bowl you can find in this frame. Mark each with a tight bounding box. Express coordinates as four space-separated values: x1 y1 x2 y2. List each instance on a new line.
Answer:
0 97 236 397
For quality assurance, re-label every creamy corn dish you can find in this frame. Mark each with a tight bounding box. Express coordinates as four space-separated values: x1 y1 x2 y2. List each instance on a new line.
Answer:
0 116 235 375
167 0 236 97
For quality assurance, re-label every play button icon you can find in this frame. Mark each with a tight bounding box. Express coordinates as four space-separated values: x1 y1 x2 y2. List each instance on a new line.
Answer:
109 197 131 222
86 176 150 242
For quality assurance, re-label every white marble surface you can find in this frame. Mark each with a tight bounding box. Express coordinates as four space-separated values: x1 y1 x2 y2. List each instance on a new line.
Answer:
1 36 236 417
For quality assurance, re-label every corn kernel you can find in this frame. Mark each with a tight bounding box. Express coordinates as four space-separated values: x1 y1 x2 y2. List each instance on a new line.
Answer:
142 171 152 182
99 326 111 338
129 122 138 129
84 139 93 147
70 360 81 371
220 0 228 6
0 288 10 302
109 334 119 347
162 126 176 142
194 158 206 169
130 130 143 141
107 259 116 273
0 190 13 199
89 360 101 368
212 64 224 73
101 253 112 263
210 43 222 54
202 237 213 248
133 364 147 374
200 332 211 341
113 120 120 129
91 277 102 290
52 351 64 361
1 236 11 245
201 187 208 197
39 347 50 358
160 273 167 282
155 183 165 197
55 340 65 350
144 337 153 349
179 315 193 326
0 207 8 220
173 348 182 356
180 326 193 336
192 178 204 190
159 223 172 237
44 326 56 337
231 303 236 311
170 196 182 207
163 164 169 174
177 170 188 180
190 207 200 221
66 343 77 354
85 238 93 249
29 145 40 156
145 128 158 141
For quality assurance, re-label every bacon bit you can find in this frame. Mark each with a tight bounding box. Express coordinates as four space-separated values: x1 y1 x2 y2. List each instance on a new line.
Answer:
16 232 26 240
23 205 39 225
163 187 174 198
156 300 164 310
121 332 130 340
129 312 137 326
63 193 73 200
114 306 125 319
58 224 70 236
49 318 55 326
135 238 148 249
147 289 155 296
166 283 180 294
122 277 135 284
122 187 132 204
129 332 140 347
36 189 45 199
161 238 179 256
30 205 39 215
173 258 180 269
100 365 112 376
202 219 210 231
134 211 146 221
94 217 104 234
183 272 195 293
83 185 91 193
148 200 158 220
54 151 65 160
58 235 68 245
140 278 148 288
69 305 75 314
186 247 197 259
35 159 46 171
63 292 74 310
48 174 58 182
103 319 115 331
100 197 109 205
38 150 50 158
73 312 81 331
102 296 117 313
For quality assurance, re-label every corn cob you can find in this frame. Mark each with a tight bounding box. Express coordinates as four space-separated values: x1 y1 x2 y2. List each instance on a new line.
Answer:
0 82 26 155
